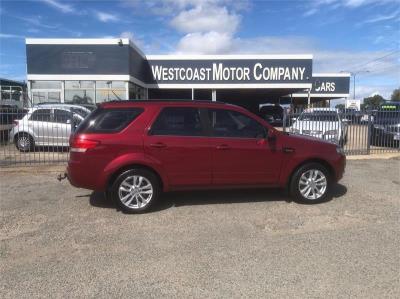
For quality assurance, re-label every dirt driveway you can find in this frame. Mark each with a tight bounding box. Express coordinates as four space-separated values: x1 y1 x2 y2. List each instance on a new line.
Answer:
1 159 399 298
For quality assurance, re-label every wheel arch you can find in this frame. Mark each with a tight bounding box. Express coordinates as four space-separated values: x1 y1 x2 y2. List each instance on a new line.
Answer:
286 158 335 190
13 130 35 143
106 163 166 193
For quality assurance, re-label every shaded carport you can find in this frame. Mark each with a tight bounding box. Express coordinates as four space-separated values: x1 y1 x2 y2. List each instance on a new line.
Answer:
148 87 308 115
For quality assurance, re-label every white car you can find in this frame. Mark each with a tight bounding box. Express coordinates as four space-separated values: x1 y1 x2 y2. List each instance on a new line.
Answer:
290 108 347 145
10 104 91 151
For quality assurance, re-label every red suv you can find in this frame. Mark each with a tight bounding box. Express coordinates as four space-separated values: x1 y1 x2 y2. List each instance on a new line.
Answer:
67 101 345 213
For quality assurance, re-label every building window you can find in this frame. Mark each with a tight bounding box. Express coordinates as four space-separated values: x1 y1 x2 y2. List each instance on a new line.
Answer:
96 81 126 103
64 81 95 105
31 81 62 105
31 81 62 89
129 82 145 100
1 86 22 102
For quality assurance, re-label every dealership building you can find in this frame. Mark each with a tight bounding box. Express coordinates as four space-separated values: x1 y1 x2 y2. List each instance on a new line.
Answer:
25 38 350 113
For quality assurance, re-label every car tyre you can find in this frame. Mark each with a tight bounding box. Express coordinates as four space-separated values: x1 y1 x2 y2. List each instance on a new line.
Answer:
111 168 160 214
15 133 34 152
290 163 331 204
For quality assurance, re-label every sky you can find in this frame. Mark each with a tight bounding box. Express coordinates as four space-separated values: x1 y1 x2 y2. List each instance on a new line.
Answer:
0 0 399 100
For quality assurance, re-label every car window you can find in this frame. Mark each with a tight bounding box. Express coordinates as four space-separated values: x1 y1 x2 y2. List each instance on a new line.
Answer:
30 109 52 122
150 107 204 136
208 109 266 139
54 109 73 124
75 108 143 133
70 107 89 118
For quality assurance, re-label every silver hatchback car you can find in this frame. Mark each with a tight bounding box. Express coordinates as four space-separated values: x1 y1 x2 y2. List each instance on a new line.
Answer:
10 104 91 151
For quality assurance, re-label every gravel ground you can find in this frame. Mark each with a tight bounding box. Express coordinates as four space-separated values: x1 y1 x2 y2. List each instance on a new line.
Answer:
1 159 399 298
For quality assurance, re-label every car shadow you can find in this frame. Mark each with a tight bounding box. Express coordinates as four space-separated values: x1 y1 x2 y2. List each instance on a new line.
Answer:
85 183 347 213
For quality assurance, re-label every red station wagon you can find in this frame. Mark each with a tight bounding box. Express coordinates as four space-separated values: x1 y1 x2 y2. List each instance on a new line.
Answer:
66 100 346 213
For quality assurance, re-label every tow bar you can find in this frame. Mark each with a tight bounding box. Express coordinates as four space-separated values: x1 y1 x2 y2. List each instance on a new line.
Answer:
57 173 67 182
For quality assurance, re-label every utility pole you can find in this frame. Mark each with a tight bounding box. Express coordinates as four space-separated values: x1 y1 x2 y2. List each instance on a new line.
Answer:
341 70 369 100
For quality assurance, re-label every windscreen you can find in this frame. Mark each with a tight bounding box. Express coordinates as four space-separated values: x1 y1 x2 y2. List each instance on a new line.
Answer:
298 112 338 122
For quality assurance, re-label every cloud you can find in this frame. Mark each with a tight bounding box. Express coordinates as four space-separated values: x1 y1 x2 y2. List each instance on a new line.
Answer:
95 11 119 22
355 84 396 99
0 33 25 39
167 1 241 54
120 31 146 48
303 8 318 17
170 5 240 34
312 0 399 8
39 0 75 13
176 31 234 54
358 9 400 25
16 15 58 29
304 0 400 18
122 0 249 16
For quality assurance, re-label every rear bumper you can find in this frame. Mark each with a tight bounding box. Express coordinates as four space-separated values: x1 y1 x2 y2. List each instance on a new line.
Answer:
67 161 105 191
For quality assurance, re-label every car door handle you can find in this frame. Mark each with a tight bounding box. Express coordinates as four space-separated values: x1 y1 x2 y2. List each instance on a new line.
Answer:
216 144 230 150
150 142 167 148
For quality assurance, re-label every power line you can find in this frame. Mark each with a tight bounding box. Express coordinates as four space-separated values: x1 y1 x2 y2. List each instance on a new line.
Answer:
359 65 400 77
350 50 400 72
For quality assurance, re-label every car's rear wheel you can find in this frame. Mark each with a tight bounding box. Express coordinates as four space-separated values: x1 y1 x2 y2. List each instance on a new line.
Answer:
15 133 34 152
290 163 331 204
111 169 160 213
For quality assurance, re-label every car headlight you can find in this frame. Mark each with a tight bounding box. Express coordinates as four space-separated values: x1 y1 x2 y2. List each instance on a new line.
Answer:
336 146 345 155
373 124 385 130
324 130 338 137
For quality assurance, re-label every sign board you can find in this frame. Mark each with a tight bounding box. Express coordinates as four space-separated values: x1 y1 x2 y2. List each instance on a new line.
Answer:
346 99 361 110
289 73 351 98
146 56 312 87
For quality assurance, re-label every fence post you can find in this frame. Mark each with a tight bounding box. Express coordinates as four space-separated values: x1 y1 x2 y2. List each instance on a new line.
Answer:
367 111 371 155
283 108 287 132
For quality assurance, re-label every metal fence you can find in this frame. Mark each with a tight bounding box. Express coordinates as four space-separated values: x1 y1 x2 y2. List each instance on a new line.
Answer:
1 107 72 167
1 105 399 167
282 107 400 155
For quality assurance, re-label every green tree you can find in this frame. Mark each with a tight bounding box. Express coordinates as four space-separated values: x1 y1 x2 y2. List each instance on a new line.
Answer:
363 94 385 109
390 88 400 102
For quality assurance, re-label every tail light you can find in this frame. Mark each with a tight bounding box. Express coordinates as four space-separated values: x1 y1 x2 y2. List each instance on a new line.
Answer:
70 136 99 153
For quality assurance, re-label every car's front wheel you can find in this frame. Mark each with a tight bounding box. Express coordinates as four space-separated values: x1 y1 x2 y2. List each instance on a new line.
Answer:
290 163 331 204
15 133 34 152
111 168 160 213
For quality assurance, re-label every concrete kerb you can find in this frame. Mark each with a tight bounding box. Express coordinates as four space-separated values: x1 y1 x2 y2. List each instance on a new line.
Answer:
346 152 400 160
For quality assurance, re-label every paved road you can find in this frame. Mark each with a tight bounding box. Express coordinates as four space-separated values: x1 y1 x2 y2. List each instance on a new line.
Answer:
1 159 399 298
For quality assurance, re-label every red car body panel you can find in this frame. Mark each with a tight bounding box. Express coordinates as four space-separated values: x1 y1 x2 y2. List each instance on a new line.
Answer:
67 101 345 193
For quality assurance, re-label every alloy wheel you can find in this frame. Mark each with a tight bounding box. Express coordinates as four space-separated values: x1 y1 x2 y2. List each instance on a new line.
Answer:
118 175 154 209
18 136 31 150
298 169 327 200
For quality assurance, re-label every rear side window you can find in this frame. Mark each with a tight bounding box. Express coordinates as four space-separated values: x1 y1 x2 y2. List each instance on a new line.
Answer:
76 108 143 133
54 109 72 123
150 107 203 136
208 109 266 139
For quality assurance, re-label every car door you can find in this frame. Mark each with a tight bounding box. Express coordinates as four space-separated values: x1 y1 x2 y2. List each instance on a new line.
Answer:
28 109 52 145
144 106 212 188
207 108 283 186
53 109 73 146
